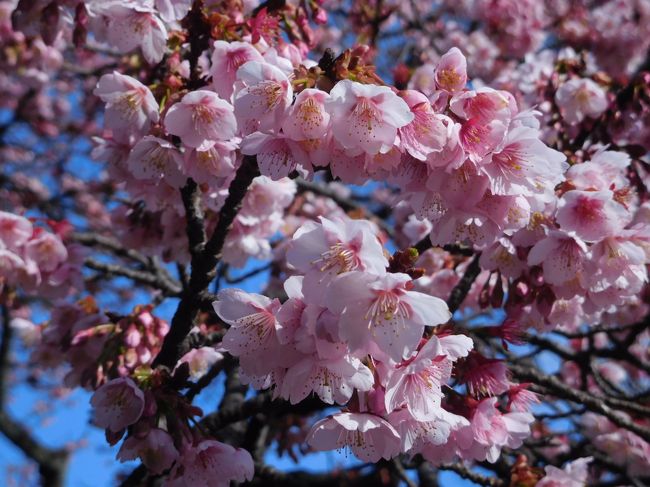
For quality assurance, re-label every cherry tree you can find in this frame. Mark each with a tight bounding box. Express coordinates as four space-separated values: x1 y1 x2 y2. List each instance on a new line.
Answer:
0 0 649 486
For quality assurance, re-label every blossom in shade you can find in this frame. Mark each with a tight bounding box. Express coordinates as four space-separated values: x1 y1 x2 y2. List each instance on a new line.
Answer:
326 80 413 155
24 233 68 273
125 136 184 187
388 407 469 454
90 377 145 432
91 3 168 64
212 288 281 356
307 412 401 462
240 132 301 180
555 78 608 125
457 352 510 397
465 397 535 463
176 347 223 380
279 355 373 405
535 457 592 487
507 384 540 412
398 90 448 161
164 440 254 487
165 90 237 150
117 428 179 475
154 0 192 22
527 230 589 286
384 335 471 421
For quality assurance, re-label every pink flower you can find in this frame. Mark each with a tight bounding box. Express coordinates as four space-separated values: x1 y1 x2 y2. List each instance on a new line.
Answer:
282 88 331 141
465 397 534 463
210 41 264 100
326 80 413 155
24 233 68 273
117 428 178 475
434 47 468 93
93 0 167 64
326 272 451 361
279 355 373 405
307 412 401 462
388 407 468 454
458 352 510 397
384 335 471 421
459 117 507 164
164 440 254 487
183 140 238 186
240 176 296 217
482 125 567 197
233 61 292 134
240 132 301 180
286 217 388 303
0 212 33 250
212 288 281 356
176 347 223 380
527 230 589 286
94 72 159 142
480 238 525 279
126 136 185 187
555 78 608 125
556 190 629 242
90 377 145 432
507 384 540 412
398 90 448 161
90 2 168 64
565 150 630 191
586 236 647 290
449 88 513 124
165 90 237 150
154 0 192 23
536 457 592 487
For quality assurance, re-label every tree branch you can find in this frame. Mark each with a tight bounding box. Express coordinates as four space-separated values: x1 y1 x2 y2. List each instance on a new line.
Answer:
153 156 259 368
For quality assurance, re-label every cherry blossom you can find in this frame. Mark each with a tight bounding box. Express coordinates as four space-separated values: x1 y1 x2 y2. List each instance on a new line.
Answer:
326 79 413 155
434 47 468 93
210 40 265 100
233 60 293 134
117 428 179 475
2 0 650 484
164 440 254 487
307 412 402 462
164 90 237 150
90 377 145 432
555 78 608 125
94 72 159 142
326 271 451 361
536 457 592 487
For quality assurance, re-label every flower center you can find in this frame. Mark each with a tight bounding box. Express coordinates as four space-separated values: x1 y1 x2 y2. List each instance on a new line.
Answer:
313 242 358 274
366 290 411 328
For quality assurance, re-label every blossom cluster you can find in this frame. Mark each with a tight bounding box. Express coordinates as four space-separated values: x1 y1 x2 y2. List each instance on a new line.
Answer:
0 211 82 299
1 0 649 485
32 302 168 389
213 216 536 463
47 301 247 483
90 374 254 485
